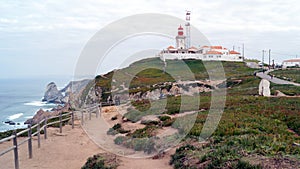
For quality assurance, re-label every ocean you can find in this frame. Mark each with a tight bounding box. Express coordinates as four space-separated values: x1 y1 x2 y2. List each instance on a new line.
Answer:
0 77 70 132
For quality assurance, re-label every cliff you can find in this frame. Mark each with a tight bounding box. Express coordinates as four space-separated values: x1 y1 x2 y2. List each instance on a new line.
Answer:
42 79 91 104
42 82 63 104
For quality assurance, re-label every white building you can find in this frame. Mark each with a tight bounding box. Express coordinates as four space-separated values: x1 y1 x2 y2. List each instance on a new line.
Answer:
159 25 244 62
282 58 300 68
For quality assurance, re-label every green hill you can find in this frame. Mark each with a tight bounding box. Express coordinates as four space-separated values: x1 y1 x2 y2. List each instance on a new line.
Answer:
90 57 300 168
95 57 257 99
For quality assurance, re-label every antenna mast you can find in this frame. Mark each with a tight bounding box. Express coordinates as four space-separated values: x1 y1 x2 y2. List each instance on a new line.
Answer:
185 11 191 49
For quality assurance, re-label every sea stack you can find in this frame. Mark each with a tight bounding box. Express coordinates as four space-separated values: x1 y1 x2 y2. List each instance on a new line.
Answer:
42 82 64 104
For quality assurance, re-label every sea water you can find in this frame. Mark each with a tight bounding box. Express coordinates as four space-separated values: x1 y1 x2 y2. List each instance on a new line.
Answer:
0 77 70 132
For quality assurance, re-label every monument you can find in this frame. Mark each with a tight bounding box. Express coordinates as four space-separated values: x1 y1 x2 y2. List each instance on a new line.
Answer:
259 79 271 97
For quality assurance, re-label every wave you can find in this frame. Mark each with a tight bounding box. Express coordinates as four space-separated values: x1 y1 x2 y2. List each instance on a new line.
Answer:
24 116 33 119
7 113 23 120
24 101 56 107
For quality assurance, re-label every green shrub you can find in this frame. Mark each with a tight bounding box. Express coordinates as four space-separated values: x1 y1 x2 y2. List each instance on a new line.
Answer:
114 136 127 145
81 154 118 169
111 116 117 121
107 123 129 135
158 115 171 121
162 118 175 127
234 160 262 169
141 120 159 125
128 126 158 138
107 128 118 136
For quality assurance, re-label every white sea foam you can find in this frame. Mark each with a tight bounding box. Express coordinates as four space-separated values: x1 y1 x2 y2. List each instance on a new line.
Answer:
7 113 23 120
24 101 56 107
24 101 47 106
24 116 33 119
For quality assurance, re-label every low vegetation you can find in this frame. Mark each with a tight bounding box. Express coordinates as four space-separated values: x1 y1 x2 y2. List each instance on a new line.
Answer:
81 153 118 169
170 93 300 168
271 69 300 83
94 58 300 168
270 83 300 96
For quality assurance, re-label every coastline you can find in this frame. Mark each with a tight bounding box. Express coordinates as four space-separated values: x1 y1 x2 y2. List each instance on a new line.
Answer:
0 77 70 132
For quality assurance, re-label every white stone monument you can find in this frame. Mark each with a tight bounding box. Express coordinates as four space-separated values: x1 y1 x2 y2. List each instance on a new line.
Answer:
259 79 271 97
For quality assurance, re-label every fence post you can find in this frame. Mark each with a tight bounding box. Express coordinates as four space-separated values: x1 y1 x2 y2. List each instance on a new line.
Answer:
13 130 19 169
71 111 74 129
27 124 33 159
81 111 84 125
100 103 102 116
37 121 41 148
59 112 62 133
89 110 91 120
96 108 99 118
44 117 48 139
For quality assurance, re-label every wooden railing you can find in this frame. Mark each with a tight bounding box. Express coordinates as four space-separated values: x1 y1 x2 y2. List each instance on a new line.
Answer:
78 104 101 125
0 111 74 169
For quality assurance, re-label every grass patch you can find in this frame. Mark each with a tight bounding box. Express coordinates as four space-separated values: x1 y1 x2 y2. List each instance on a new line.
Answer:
271 69 300 83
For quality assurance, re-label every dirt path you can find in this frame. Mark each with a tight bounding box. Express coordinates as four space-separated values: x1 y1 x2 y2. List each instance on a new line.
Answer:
0 120 175 169
0 122 103 169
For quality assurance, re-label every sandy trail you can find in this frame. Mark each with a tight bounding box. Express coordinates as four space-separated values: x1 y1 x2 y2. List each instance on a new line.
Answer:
0 119 175 169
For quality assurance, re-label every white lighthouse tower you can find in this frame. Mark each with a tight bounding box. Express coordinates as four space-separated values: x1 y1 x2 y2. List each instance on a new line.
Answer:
176 25 186 50
185 11 191 49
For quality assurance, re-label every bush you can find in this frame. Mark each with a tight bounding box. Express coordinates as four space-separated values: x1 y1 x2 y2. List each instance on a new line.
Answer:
107 128 118 135
112 123 121 130
162 118 175 127
158 115 171 121
107 123 130 135
128 126 158 138
234 160 262 169
141 120 159 125
131 99 151 112
81 153 118 169
114 136 127 145
111 116 117 121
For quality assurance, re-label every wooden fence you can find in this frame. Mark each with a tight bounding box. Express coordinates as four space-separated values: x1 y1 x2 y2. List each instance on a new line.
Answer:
79 104 101 125
0 111 74 169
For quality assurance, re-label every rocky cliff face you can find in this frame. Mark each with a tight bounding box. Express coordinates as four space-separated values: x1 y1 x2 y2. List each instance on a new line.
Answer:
26 79 92 125
42 82 64 104
102 80 219 105
42 79 91 104
24 104 70 125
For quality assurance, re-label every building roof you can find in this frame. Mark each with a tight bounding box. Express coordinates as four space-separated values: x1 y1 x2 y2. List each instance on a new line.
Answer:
283 58 300 62
201 45 209 48
211 46 223 49
229 50 241 55
167 46 175 49
206 51 222 55
167 46 177 51
188 46 198 51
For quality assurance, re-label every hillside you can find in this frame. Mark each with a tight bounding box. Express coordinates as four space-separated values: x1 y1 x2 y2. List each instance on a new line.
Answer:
80 57 300 169
94 57 256 100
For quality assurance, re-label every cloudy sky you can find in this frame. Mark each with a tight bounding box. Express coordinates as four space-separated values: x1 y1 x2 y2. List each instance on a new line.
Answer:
1 0 300 78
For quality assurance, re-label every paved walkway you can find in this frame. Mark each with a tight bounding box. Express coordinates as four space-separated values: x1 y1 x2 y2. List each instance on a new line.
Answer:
256 70 300 86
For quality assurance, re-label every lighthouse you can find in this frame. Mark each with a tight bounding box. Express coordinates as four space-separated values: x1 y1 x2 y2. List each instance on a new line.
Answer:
176 25 186 50
185 11 191 49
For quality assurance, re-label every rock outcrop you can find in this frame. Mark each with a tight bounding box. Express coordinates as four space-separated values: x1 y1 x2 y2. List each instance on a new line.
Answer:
42 79 92 104
42 82 63 104
24 104 70 125
259 79 271 97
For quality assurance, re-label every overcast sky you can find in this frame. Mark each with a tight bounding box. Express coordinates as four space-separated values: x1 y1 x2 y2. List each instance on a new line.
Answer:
1 0 300 79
